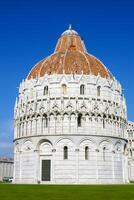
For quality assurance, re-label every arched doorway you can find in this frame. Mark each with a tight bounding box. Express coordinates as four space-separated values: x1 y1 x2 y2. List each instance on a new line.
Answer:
38 140 52 182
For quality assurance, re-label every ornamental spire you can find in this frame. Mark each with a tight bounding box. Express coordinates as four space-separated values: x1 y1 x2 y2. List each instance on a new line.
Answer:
68 24 72 30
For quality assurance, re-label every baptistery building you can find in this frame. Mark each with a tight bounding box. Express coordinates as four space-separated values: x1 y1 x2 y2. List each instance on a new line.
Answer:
13 26 129 184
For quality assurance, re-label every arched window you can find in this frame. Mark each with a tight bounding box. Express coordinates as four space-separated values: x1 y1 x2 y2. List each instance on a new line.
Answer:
103 114 106 128
80 84 85 95
44 86 48 95
77 114 82 127
130 149 132 157
97 86 101 97
103 147 106 161
43 114 48 128
64 146 68 160
85 146 89 160
62 84 67 95
45 116 48 128
103 119 105 128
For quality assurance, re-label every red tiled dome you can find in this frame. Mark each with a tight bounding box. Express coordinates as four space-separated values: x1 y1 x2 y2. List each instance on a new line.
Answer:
27 26 112 80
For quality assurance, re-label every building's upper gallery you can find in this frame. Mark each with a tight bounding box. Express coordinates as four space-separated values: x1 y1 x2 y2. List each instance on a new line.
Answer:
14 26 127 139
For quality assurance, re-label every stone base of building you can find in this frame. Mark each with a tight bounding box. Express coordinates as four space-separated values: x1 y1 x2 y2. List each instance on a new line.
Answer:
13 135 128 184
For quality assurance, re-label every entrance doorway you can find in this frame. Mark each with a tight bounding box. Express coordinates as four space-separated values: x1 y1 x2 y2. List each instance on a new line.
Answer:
42 160 51 181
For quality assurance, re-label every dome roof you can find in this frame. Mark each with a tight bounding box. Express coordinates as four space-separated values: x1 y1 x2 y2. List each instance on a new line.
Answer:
27 26 112 80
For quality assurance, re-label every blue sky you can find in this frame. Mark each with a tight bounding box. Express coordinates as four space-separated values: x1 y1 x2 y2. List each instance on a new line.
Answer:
0 0 134 157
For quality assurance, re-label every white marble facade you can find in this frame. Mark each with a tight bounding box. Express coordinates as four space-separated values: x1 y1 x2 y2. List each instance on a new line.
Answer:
13 27 132 184
13 73 129 184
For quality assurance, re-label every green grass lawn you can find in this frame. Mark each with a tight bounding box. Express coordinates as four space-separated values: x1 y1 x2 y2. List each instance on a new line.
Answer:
0 184 134 200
